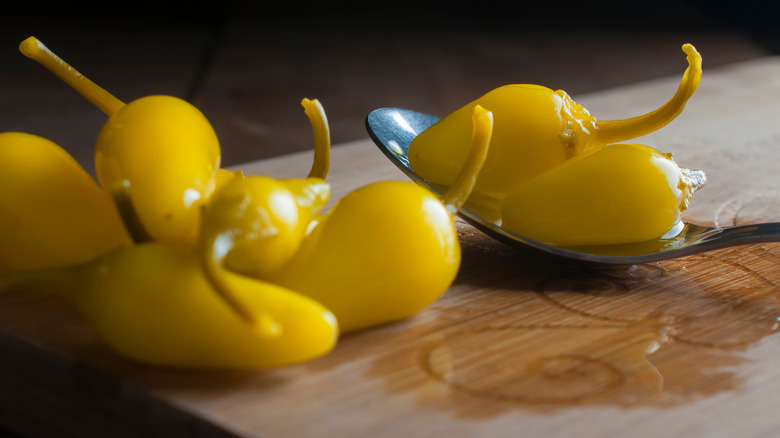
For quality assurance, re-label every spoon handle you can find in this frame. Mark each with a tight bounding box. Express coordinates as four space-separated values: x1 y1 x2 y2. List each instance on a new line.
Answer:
697 222 780 247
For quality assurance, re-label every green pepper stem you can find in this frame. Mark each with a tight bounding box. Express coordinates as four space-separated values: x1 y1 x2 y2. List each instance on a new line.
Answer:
301 98 331 180
200 233 257 325
19 36 125 117
441 105 493 214
109 181 155 244
594 44 702 145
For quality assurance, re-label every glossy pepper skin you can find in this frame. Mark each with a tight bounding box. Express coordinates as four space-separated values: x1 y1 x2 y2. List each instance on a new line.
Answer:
95 95 220 246
201 175 330 280
271 181 459 332
20 36 221 247
271 106 494 332
0 243 338 370
0 132 131 274
501 144 706 246
408 44 702 220
411 85 594 219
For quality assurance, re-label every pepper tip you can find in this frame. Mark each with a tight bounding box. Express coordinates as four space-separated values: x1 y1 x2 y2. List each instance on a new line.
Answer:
301 97 318 108
19 36 42 59
472 104 493 125
681 43 701 68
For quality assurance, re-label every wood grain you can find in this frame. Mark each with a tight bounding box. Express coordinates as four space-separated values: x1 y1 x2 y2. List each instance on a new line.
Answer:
2 57 780 438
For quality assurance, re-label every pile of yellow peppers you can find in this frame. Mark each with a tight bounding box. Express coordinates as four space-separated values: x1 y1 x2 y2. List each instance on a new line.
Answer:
410 44 706 247
0 37 494 370
0 37 708 370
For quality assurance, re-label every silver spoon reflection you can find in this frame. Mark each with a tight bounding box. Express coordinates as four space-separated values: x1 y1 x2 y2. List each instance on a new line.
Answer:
365 108 780 264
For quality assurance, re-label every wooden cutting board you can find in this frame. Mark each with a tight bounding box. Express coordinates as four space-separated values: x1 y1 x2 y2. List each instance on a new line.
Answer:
2 57 780 438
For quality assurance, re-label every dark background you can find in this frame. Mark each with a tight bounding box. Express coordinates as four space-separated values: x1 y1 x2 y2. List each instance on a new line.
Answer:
1 0 778 175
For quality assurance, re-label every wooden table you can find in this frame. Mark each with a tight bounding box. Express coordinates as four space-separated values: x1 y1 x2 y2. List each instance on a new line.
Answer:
2 55 780 437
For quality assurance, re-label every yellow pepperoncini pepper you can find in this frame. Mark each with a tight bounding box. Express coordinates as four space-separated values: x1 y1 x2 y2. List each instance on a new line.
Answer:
270 105 493 332
0 243 338 369
20 36 220 247
202 176 329 276
408 44 702 221
199 98 331 323
501 143 706 246
0 132 132 274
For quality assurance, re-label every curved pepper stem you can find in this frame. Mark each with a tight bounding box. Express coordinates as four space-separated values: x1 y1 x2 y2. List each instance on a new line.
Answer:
301 98 331 180
594 44 702 145
441 105 493 215
200 234 287 340
19 36 126 117
200 232 259 327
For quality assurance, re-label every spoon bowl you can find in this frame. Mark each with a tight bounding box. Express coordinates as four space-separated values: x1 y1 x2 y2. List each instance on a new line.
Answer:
365 108 780 264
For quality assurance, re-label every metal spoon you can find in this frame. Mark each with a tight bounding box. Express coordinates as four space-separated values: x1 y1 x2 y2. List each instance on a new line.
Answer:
365 108 780 264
